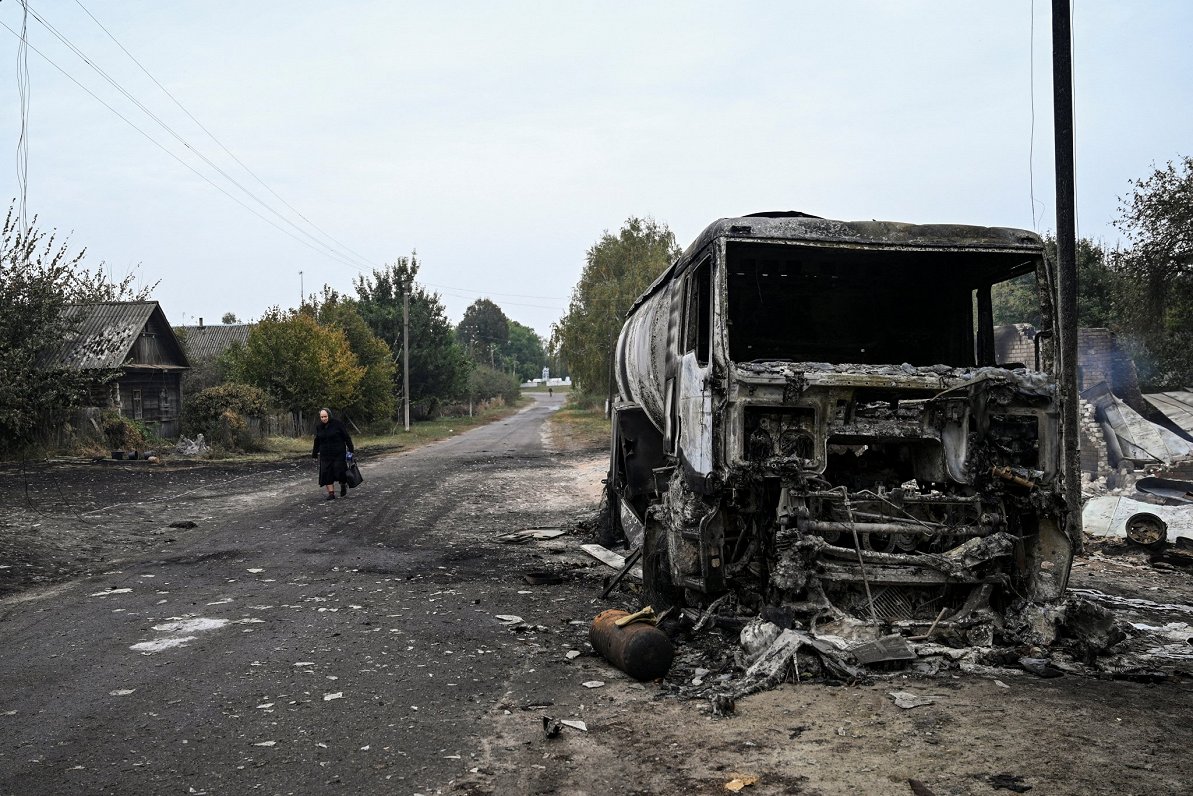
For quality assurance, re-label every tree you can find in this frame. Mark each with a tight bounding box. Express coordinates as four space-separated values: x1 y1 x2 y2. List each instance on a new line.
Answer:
0 208 153 455
314 295 397 422
1113 155 1193 389
221 312 240 324
992 236 1123 329
457 298 510 362
353 255 470 418
553 217 678 394
228 308 364 413
502 321 547 382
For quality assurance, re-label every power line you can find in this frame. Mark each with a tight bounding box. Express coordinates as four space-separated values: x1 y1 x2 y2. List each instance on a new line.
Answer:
0 19 370 271
419 281 566 301
20 3 377 271
69 0 378 269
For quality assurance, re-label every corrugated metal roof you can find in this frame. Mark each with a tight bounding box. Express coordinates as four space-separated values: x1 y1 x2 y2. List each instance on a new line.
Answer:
51 302 159 370
46 301 189 371
1144 391 1193 437
176 323 254 360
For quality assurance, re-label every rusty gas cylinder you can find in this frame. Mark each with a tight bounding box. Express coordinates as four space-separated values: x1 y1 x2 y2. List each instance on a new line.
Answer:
589 609 674 681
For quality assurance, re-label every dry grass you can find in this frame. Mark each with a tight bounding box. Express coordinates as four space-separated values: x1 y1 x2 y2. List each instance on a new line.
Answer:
239 400 529 461
546 403 610 451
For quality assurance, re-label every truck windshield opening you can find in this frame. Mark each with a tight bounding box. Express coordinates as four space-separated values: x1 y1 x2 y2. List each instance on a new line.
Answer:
725 242 1020 367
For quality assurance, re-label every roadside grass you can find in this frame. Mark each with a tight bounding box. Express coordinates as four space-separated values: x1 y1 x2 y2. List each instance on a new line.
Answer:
547 400 610 451
224 399 530 462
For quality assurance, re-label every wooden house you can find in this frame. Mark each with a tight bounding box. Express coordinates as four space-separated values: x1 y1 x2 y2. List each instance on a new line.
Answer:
53 302 191 437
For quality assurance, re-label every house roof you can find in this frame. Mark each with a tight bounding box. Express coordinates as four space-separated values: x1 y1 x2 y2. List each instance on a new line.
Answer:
1144 391 1193 437
176 323 253 360
49 301 190 371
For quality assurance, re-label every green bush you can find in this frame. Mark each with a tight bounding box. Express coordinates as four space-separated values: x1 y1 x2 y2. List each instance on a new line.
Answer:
468 365 521 407
209 408 265 452
183 383 271 451
101 410 146 450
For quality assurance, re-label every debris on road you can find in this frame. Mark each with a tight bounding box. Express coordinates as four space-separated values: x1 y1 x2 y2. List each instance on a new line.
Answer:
889 691 936 709
590 608 673 681
522 570 564 586
88 588 132 597
723 773 758 792
988 773 1033 792
560 719 588 732
496 528 568 544
580 543 643 580
581 680 605 689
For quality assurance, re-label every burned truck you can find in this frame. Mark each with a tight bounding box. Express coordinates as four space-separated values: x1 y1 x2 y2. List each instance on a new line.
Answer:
608 212 1076 629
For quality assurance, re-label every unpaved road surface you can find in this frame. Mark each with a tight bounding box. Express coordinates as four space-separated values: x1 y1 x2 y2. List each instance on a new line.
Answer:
3 392 1193 795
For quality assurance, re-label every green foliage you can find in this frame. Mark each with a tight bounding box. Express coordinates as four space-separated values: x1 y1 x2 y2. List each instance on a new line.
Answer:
228 309 365 412
456 300 547 382
501 321 547 382
101 409 147 450
182 383 270 451
353 255 471 411
458 298 510 355
221 311 239 324
0 207 154 457
1113 155 1193 389
990 272 1041 327
183 382 270 428
314 296 397 422
467 364 521 406
553 217 678 394
992 236 1123 329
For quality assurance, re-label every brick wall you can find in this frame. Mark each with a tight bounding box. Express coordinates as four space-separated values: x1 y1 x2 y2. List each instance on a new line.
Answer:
993 324 1146 413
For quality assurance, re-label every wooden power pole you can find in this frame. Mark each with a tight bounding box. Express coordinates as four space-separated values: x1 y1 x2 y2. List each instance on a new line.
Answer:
403 290 411 432
1053 0 1082 553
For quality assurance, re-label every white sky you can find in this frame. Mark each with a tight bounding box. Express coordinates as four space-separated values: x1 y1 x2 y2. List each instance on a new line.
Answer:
2 1 1190 339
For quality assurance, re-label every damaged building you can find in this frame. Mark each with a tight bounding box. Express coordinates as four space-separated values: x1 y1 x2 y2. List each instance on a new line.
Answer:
606 212 1078 637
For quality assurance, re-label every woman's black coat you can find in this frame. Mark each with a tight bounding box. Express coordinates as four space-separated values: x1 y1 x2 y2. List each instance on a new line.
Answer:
312 418 354 485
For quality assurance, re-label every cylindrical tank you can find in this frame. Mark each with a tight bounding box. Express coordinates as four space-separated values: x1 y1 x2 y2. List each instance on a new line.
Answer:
589 608 674 681
614 285 673 432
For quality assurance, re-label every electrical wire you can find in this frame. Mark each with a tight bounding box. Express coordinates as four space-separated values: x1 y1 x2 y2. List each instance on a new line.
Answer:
69 0 378 270
0 19 371 271
1028 0 1042 231
21 3 377 272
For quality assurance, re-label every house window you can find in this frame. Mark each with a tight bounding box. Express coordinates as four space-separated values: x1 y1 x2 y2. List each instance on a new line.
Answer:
160 388 170 416
132 389 143 420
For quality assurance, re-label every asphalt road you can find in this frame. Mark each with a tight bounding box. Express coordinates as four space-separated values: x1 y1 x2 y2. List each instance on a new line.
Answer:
0 393 611 795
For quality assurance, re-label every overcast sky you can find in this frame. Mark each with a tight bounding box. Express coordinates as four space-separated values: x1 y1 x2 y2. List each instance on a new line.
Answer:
2 1 1190 338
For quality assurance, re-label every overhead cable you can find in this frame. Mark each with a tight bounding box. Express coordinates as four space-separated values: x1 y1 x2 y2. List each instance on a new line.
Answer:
70 0 377 268
0 19 369 271
22 3 377 271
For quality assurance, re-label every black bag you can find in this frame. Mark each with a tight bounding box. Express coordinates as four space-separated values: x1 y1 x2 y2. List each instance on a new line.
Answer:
345 460 364 488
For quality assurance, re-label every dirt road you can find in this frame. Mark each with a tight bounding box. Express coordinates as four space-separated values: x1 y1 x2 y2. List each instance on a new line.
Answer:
2 393 1192 795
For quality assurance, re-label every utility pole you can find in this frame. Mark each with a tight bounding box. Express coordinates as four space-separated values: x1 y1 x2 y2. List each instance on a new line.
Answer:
1052 0 1082 554
402 290 411 432
299 270 304 307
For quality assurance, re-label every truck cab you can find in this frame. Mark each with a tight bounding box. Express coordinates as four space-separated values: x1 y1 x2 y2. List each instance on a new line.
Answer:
609 212 1075 629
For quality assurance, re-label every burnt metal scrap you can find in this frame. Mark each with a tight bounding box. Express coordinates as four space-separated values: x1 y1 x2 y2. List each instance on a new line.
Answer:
607 213 1077 644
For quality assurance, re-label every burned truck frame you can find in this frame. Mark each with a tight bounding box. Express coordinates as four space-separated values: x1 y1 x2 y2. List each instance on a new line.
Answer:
608 212 1075 628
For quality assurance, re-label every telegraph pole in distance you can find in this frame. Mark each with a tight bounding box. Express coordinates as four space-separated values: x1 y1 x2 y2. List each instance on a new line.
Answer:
299 270 304 307
403 290 411 432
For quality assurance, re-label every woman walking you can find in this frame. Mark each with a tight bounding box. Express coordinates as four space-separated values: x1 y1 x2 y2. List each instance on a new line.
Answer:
312 408 355 500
